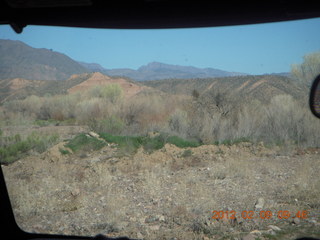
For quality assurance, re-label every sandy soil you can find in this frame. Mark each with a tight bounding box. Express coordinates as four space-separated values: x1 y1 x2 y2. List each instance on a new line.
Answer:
2 127 320 240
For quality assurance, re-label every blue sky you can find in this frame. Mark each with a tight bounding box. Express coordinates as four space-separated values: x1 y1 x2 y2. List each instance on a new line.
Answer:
0 17 320 75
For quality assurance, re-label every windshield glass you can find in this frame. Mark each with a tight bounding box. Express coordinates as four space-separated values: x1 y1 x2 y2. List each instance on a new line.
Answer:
1 18 320 240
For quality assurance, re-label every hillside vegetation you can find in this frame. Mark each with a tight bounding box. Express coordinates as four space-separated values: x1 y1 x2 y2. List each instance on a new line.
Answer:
1 72 319 164
0 72 147 103
142 75 307 103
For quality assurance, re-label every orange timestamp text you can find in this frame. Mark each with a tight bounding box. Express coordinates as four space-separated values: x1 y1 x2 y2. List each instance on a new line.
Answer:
212 210 309 220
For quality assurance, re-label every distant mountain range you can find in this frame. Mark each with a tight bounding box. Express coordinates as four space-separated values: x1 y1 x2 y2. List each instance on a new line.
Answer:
79 61 248 81
0 39 290 81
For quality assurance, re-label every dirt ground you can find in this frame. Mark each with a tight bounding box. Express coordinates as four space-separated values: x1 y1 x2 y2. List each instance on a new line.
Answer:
2 126 320 240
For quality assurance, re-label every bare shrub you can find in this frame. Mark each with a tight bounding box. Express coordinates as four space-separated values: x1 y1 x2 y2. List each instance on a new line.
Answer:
34 94 79 121
0 111 34 126
3 98 40 120
291 51 320 87
197 113 219 144
187 100 237 144
74 98 105 124
120 94 176 135
234 99 265 141
186 92 320 148
168 109 189 138
22 95 42 118
38 99 51 120
121 96 147 127
262 95 307 145
203 88 239 116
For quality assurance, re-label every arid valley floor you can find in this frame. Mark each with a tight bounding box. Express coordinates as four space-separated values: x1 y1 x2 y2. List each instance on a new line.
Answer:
2 125 320 240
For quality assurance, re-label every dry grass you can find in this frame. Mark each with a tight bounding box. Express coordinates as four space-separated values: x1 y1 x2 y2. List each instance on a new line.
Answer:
2 137 320 239
285 156 320 209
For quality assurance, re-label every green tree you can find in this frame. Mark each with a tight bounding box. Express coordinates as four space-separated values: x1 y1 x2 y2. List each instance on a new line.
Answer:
99 84 123 103
89 84 123 103
291 51 320 86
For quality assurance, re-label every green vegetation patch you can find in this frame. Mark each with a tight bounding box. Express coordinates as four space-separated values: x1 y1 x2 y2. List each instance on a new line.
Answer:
99 133 144 154
34 118 77 127
0 132 59 165
61 132 201 157
34 119 60 127
59 148 71 155
99 132 201 154
166 136 200 148
65 133 106 153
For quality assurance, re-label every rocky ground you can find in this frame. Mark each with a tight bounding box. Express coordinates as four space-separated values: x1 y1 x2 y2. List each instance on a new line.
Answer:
2 126 320 240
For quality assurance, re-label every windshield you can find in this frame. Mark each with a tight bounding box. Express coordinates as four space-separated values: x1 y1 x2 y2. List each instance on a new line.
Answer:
0 18 320 240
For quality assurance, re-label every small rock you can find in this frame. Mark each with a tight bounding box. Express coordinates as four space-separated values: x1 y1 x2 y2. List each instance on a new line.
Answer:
159 215 165 222
99 155 110 161
292 217 300 225
203 236 210 240
109 158 119 164
242 233 256 240
90 157 101 163
79 153 88 158
265 229 276 235
71 188 80 196
149 225 160 231
250 230 262 235
255 197 265 209
145 216 158 223
139 217 145 224
88 131 99 138
268 225 281 231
